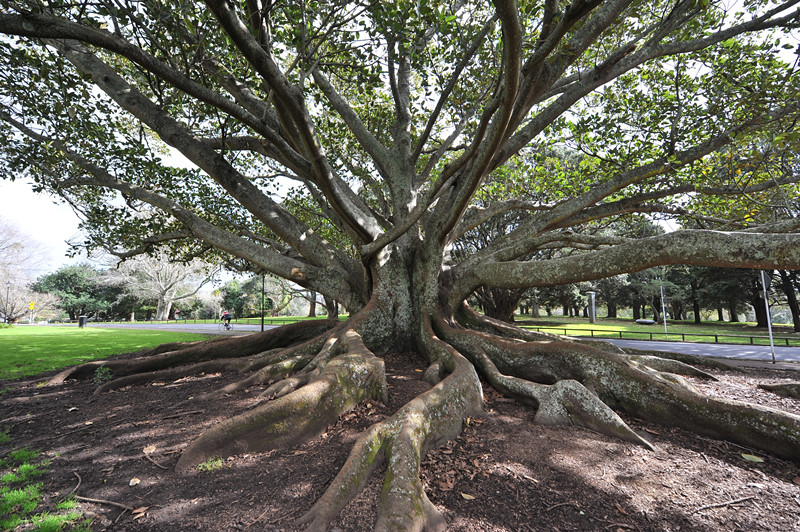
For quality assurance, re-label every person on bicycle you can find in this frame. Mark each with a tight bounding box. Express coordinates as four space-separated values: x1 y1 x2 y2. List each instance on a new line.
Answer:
221 310 232 330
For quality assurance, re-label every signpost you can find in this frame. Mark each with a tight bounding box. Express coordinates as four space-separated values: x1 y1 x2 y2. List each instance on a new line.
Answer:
760 270 776 364
28 301 34 324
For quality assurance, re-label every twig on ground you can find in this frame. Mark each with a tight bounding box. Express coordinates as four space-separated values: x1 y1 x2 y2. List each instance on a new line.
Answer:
245 507 272 529
69 472 82 496
162 410 204 420
546 501 578 512
114 509 129 523
143 453 169 470
691 496 755 514
75 495 135 511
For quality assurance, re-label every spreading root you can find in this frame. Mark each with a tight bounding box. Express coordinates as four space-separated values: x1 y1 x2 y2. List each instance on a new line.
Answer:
52 307 800 530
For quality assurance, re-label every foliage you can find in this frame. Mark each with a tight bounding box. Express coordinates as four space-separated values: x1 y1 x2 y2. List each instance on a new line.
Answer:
92 366 113 386
31 264 120 321
196 458 224 472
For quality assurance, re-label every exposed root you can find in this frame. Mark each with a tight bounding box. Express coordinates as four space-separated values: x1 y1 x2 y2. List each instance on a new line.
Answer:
46 319 337 386
441 322 800 462
759 382 800 399
456 305 561 342
468 347 654 450
624 354 718 380
193 335 331 401
296 316 483 532
93 357 256 395
176 330 388 472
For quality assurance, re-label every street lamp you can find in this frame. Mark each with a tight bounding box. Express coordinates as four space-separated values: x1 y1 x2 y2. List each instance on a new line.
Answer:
5 280 10 324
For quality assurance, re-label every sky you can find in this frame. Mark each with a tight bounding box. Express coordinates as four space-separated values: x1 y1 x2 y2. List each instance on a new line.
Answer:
0 178 88 276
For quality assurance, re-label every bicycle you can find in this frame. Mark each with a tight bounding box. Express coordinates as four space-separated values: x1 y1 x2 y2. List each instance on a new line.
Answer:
217 320 233 331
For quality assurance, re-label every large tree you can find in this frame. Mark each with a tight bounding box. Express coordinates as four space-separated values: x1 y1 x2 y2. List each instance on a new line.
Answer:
2 1 800 529
104 250 218 320
31 263 118 320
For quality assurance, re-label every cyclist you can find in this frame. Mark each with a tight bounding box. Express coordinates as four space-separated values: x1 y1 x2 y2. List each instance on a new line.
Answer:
221 310 232 330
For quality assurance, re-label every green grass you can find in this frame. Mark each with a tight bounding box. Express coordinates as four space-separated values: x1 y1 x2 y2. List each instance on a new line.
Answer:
0 326 210 380
0 446 89 532
196 458 224 472
518 316 800 346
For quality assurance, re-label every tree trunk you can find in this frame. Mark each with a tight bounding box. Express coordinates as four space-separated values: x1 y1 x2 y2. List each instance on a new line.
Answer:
691 281 701 324
50 241 800 532
155 298 172 321
727 303 739 322
606 301 617 318
324 296 339 319
717 307 724 321
632 305 641 320
308 291 317 318
778 270 800 332
752 297 768 328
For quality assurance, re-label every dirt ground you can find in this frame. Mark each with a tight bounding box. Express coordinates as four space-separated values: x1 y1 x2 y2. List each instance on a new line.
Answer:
2 349 800 531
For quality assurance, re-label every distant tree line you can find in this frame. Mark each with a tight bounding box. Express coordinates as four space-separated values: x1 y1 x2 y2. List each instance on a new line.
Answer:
25 262 331 323
474 266 800 332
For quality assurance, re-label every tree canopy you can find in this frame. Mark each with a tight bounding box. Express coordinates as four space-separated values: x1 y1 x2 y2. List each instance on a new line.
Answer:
3 1 800 529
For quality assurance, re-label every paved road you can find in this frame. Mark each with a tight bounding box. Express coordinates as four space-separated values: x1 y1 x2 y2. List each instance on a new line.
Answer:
601 339 800 363
73 322 800 363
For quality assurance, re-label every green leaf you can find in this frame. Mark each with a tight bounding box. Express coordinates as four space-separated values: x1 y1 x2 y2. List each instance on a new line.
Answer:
460 492 475 500
741 454 764 463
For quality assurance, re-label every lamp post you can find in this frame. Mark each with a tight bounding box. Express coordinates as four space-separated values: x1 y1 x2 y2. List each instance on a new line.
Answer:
4 280 10 324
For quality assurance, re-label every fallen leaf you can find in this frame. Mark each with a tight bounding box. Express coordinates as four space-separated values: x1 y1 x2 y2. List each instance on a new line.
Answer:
644 428 660 435
133 512 147 520
84 421 93 425
615 502 628 515
143 445 157 455
132 506 149 514
460 493 475 500
414 369 423 372
438 479 454 491
129 478 141 486
742 454 764 463
793 477 800 486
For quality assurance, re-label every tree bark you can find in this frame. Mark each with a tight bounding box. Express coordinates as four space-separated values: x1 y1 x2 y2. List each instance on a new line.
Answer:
779 270 800 332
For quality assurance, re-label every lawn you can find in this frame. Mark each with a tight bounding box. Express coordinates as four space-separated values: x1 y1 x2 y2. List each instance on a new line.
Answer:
0 326 209 380
518 316 800 346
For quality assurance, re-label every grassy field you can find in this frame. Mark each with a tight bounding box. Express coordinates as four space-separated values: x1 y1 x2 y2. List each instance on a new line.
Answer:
0 327 209 381
518 316 800 346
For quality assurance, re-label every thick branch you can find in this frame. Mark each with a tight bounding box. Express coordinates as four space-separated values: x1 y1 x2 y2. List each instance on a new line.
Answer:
471 230 800 292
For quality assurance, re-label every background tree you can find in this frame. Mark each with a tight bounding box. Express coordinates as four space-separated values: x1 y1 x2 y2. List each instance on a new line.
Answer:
594 275 628 318
0 217 49 322
776 270 800 331
3 1 800 528
31 264 116 320
105 251 218 320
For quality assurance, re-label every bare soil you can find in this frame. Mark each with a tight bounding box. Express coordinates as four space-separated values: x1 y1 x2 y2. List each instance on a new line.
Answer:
2 350 800 531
